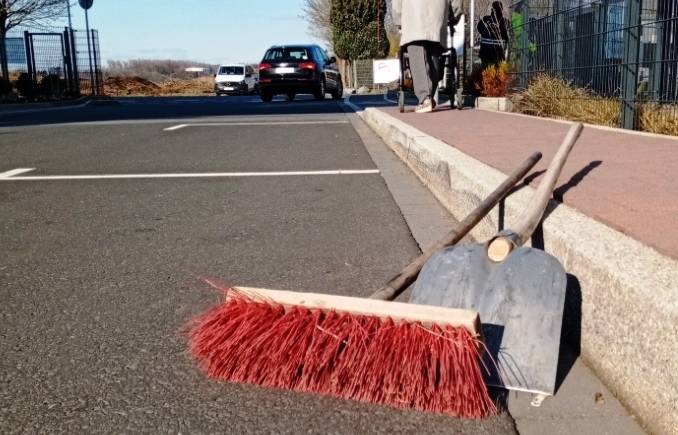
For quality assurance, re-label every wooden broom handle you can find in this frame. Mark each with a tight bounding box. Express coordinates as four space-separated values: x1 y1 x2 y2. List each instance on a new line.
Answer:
369 151 543 301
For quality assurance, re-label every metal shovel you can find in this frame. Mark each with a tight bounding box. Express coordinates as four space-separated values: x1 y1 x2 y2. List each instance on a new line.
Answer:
410 123 584 397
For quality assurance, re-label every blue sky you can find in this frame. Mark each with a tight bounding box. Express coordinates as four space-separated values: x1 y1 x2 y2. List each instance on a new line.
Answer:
59 0 324 65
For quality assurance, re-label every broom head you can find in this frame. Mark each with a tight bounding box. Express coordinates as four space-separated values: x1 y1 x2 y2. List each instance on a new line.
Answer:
189 286 497 418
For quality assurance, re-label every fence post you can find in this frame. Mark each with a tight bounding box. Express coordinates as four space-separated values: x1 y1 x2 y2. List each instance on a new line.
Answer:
519 0 529 88
63 28 74 95
554 0 565 79
69 28 80 95
651 0 666 101
91 29 100 95
23 31 34 81
620 0 642 129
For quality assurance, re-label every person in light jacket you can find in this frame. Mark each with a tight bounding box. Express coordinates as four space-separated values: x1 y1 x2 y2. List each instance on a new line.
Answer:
392 0 463 113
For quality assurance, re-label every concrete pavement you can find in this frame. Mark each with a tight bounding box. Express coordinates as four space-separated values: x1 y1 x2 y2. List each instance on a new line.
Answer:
350 95 674 435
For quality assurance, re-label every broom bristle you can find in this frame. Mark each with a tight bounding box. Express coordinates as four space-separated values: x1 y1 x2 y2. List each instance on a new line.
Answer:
189 291 497 419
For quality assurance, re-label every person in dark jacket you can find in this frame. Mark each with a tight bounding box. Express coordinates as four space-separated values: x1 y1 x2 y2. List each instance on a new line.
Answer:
478 1 509 69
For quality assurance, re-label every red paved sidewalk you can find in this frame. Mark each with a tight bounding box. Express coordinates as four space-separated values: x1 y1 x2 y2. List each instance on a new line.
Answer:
382 107 678 260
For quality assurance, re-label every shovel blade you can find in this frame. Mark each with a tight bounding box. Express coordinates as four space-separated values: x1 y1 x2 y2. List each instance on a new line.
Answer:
410 244 566 395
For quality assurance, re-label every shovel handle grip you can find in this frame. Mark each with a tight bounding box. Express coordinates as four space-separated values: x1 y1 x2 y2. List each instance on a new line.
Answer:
487 123 584 263
369 151 543 301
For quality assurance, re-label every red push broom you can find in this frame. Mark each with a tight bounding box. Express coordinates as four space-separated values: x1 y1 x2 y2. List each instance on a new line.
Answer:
188 152 542 419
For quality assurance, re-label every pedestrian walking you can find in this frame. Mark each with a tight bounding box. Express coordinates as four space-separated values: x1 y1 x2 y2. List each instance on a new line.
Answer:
478 1 509 69
392 0 463 113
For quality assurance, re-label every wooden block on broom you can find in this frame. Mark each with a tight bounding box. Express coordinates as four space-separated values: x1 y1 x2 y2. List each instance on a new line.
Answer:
189 152 542 419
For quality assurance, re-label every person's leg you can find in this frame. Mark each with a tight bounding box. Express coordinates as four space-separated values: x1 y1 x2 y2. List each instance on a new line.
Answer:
425 42 444 103
407 42 432 104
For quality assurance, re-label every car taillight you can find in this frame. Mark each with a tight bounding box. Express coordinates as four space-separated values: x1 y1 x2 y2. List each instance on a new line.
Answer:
299 61 316 70
259 63 272 72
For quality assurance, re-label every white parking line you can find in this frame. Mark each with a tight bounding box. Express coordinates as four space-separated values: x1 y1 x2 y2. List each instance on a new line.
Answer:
163 124 188 131
0 169 380 181
0 168 35 178
162 120 349 131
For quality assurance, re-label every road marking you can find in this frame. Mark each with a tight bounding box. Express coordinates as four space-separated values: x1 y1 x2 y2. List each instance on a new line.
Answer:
343 96 362 112
0 168 35 178
163 120 349 131
384 93 398 104
163 124 189 131
0 169 380 181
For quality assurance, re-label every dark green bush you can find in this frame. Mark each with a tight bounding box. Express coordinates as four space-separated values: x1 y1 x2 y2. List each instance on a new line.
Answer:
0 78 12 98
40 74 67 98
15 72 37 100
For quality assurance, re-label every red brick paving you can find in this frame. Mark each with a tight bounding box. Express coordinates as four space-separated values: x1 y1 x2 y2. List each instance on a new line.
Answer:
381 107 678 259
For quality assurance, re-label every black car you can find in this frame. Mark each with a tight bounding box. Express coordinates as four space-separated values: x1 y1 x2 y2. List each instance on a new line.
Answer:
258 45 343 102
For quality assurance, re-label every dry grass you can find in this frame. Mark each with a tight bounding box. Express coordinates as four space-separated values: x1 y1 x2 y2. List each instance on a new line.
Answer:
512 74 619 127
512 74 678 135
104 76 213 96
158 76 214 95
637 103 678 136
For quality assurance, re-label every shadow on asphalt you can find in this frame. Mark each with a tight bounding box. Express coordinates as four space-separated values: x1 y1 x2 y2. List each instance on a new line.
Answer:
0 95 349 128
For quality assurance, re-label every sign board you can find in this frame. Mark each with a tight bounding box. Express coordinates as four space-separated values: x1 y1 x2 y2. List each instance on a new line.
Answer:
79 0 94 10
373 59 400 84
4 37 26 65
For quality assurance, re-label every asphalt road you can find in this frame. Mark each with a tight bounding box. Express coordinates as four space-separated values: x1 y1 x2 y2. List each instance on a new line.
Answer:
0 95 517 434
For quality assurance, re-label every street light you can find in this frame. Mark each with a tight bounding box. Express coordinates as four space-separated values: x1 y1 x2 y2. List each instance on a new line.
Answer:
78 0 95 94
66 0 73 29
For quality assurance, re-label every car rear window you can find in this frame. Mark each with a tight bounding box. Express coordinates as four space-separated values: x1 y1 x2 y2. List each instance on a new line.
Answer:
219 66 244 75
264 47 310 62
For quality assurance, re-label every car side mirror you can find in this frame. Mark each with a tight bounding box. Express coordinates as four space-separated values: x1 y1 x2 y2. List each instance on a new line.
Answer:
214 74 217 78
329 56 337 64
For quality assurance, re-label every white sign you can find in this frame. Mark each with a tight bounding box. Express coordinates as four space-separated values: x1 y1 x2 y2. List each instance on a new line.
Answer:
373 59 400 84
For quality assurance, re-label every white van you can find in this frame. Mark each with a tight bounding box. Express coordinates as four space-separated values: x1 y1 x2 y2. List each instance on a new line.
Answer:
214 64 258 95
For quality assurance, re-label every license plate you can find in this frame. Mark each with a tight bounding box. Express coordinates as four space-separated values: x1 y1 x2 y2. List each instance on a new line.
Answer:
224 87 234 91
275 67 294 74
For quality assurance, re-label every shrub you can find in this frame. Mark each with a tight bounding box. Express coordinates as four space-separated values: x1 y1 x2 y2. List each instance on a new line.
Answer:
638 103 678 136
480 62 510 97
39 74 67 99
512 74 619 127
512 74 678 135
15 72 37 100
0 78 12 98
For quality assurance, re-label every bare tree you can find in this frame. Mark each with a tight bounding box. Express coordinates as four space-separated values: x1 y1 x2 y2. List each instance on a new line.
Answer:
0 0 69 78
301 0 332 43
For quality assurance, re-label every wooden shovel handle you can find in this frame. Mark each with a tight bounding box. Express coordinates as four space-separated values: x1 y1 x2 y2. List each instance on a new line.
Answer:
369 151 543 301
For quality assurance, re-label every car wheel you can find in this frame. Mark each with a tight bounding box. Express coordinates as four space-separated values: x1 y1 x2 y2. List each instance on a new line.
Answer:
260 91 273 103
331 78 343 100
314 78 326 100
286 92 296 102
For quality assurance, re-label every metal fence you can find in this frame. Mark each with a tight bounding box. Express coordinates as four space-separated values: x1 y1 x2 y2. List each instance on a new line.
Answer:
342 59 392 92
1 26 103 99
509 0 678 130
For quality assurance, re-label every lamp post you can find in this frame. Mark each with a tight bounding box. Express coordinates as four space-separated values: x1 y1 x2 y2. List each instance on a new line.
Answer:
78 0 95 94
66 0 73 29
